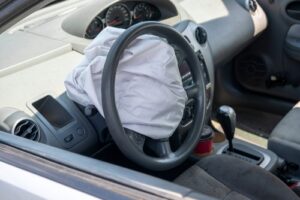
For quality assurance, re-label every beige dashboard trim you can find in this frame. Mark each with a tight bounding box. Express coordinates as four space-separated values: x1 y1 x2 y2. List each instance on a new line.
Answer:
251 2 268 37
0 44 72 78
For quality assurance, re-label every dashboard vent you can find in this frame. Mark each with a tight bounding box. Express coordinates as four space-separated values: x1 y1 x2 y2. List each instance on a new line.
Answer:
13 119 40 141
248 0 257 12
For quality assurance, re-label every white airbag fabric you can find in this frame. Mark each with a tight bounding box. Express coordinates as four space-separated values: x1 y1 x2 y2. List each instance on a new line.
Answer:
65 27 187 139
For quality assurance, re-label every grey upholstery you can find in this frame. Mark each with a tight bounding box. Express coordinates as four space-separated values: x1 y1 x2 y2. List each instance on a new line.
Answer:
175 155 299 200
268 104 300 168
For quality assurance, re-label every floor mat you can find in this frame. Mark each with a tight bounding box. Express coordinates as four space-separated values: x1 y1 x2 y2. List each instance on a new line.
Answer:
235 107 283 138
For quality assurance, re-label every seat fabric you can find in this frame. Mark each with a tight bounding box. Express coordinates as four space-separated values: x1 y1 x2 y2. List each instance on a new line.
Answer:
175 155 299 200
268 103 300 167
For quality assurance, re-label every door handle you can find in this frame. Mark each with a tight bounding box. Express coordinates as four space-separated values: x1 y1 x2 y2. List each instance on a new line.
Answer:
285 25 300 62
286 2 300 20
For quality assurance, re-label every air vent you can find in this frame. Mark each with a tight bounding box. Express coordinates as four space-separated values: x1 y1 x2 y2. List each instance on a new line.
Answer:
248 0 257 12
237 0 258 12
195 27 207 45
13 119 40 141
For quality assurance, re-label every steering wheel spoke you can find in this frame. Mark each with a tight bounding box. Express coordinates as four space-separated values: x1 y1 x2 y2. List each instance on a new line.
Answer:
178 121 192 135
126 129 146 152
145 139 174 158
186 84 199 99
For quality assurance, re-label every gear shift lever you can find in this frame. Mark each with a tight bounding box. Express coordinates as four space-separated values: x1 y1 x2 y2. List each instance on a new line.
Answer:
216 106 236 152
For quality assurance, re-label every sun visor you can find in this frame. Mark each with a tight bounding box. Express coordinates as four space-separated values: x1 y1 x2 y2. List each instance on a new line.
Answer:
65 27 187 139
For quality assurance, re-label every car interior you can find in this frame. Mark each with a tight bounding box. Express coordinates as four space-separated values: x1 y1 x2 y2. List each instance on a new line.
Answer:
1 0 300 199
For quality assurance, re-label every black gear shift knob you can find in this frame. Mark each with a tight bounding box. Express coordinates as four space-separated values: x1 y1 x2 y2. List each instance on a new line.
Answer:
216 106 236 151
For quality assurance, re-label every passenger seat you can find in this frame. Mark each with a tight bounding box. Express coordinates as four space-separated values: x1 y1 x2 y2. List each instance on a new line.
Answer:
268 102 300 169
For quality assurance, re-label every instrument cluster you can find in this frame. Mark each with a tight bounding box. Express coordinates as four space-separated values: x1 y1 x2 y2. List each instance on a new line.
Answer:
85 2 161 39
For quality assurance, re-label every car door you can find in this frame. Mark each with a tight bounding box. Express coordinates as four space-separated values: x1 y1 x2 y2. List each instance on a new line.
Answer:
214 0 300 137
0 142 163 200
235 0 300 102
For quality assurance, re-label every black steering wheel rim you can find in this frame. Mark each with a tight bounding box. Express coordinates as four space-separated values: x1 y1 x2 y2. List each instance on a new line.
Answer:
101 21 206 171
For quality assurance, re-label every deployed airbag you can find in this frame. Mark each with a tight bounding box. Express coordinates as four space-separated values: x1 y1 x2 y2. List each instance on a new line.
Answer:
65 27 187 139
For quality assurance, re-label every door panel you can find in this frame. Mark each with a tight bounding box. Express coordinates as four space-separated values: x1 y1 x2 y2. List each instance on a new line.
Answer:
234 0 300 102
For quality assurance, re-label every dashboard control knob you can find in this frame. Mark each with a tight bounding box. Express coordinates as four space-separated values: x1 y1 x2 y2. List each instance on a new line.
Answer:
84 105 97 117
195 27 207 45
76 128 85 136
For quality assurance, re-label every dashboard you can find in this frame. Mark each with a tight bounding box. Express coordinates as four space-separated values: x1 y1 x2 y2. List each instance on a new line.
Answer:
85 2 162 39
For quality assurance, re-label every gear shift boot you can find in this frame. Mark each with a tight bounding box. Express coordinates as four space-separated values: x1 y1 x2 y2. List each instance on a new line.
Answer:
223 143 264 165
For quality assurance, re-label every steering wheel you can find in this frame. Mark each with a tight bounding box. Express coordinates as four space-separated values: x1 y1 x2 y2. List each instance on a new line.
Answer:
101 21 206 171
